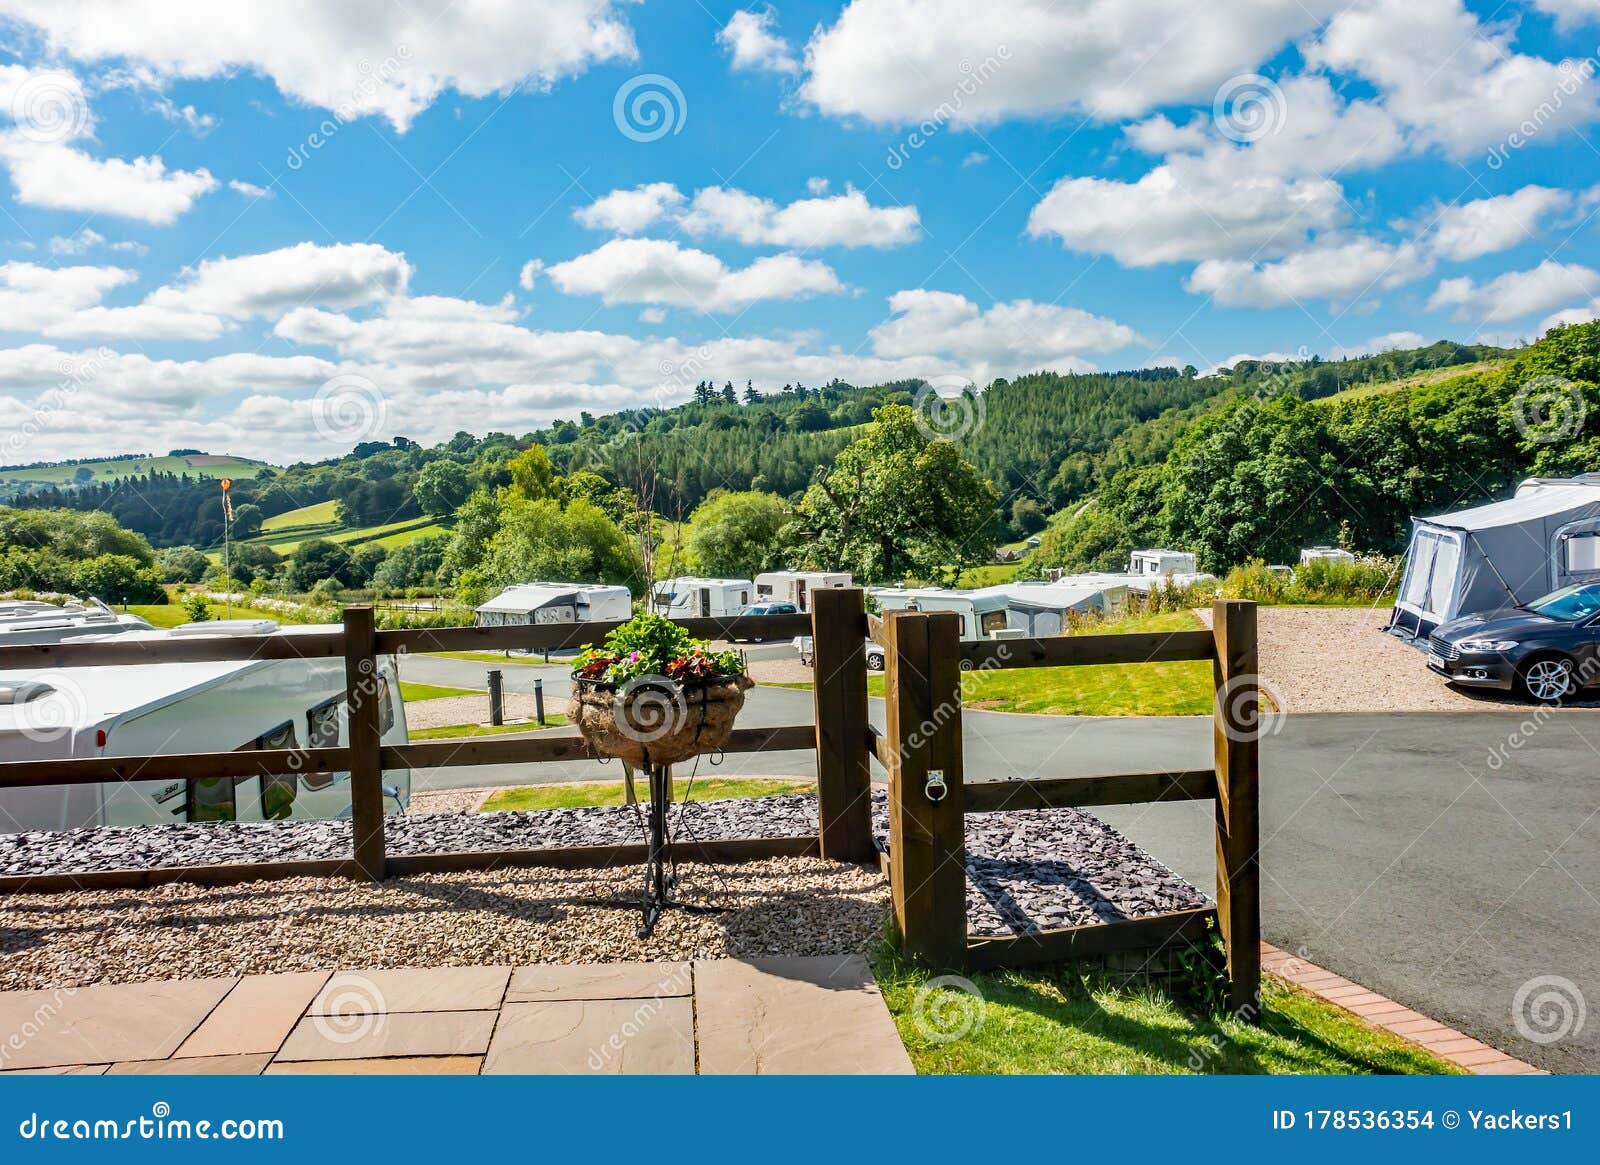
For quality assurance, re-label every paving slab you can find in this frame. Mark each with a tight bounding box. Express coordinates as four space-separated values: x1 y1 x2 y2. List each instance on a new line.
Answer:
276 1009 498 1062
0 1063 108 1075
0 978 236 1072
482 998 694 1074
695 955 914 1075
309 967 509 1015
107 1054 273 1075
266 1056 483 1075
175 972 329 1059
506 962 692 1003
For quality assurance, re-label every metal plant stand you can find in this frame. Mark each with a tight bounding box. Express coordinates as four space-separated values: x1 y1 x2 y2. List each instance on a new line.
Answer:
636 759 724 938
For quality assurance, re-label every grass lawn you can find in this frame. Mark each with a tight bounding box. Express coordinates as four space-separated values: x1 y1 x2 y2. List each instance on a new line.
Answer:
125 602 288 628
482 777 815 812
399 681 479 702
426 650 568 666
409 714 568 740
865 610 1215 716
876 945 1459 1075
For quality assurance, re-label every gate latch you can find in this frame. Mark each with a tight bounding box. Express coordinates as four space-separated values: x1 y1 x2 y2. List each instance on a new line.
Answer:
925 769 948 803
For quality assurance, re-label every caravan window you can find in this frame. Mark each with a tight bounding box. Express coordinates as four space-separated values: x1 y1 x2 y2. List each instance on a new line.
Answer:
377 673 395 735
1567 534 1600 573
302 697 341 791
978 610 1008 637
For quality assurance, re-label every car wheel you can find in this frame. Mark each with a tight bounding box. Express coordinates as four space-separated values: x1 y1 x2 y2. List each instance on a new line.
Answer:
1518 655 1577 703
866 652 885 671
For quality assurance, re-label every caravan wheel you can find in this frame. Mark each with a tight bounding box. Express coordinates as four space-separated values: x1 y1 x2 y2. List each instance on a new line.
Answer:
1518 655 1577 703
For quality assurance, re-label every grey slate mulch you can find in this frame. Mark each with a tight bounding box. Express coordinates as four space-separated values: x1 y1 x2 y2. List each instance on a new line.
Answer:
0 788 1207 938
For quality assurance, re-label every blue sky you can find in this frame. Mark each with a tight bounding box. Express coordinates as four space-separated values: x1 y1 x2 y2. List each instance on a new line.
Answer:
0 0 1597 463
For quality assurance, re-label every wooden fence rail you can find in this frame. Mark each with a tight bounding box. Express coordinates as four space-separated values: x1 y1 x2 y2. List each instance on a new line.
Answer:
0 600 865 895
871 600 1262 1015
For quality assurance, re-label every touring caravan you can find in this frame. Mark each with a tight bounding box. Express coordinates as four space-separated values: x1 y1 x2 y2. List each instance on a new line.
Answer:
982 580 1131 636
474 581 633 628
752 571 852 612
1390 475 1600 642
870 587 1012 640
0 620 410 833
1129 549 1198 578
0 598 153 645
651 577 753 619
1300 546 1356 566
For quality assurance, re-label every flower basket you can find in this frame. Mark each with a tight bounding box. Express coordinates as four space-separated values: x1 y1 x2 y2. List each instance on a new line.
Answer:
568 672 753 767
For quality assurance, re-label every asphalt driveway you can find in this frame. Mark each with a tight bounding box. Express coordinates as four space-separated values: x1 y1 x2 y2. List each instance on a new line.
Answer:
401 654 1599 1072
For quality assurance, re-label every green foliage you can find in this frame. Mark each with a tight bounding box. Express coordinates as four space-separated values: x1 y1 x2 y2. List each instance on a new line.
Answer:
572 612 745 686
287 538 360 591
183 594 213 622
373 533 447 589
452 496 639 605
157 545 211 583
684 490 788 579
412 459 472 517
787 404 999 585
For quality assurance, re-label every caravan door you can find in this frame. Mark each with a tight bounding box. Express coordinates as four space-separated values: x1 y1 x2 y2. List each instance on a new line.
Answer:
1554 519 1600 593
1395 525 1464 636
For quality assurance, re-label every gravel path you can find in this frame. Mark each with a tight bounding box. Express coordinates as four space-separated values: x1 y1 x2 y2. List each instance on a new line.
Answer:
0 859 888 991
1193 604 1584 713
404 693 556 731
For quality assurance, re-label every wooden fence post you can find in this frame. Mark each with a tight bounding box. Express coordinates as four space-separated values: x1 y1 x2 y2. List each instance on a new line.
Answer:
810 587 875 863
1212 598 1261 1016
343 605 387 882
883 609 967 969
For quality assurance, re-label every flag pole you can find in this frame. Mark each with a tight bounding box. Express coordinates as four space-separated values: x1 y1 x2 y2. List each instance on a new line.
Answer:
220 478 233 619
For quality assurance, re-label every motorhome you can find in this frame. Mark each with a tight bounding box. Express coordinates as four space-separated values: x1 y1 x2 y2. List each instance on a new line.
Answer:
0 598 152 646
651 577 754 619
474 581 633 627
0 620 409 833
752 571 851 612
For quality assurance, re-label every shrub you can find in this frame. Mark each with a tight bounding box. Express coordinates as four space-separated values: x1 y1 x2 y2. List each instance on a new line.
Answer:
572 612 745 686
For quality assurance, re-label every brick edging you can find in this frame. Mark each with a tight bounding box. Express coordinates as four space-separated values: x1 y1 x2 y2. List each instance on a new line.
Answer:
1261 942 1545 1075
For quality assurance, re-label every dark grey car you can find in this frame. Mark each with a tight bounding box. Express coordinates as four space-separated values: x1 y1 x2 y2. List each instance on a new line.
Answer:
1427 582 1600 702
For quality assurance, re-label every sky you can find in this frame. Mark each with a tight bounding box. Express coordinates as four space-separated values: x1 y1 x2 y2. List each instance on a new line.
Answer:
0 0 1597 465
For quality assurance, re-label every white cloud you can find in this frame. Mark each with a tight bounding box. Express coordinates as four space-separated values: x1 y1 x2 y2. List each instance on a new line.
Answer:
572 182 686 234
573 182 920 248
1307 0 1600 157
960 151 989 167
47 228 146 256
544 238 844 311
0 261 221 340
1531 0 1600 28
802 0 1341 125
1427 260 1600 323
1186 237 1432 309
718 8 799 75
228 179 273 199
806 176 830 194
639 307 666 324
1422 186 1571 261
0 0 638 131
0 137 218 223
148 242 411 318
519 260 543 291
1328 331 1428 359
868 289 1140 381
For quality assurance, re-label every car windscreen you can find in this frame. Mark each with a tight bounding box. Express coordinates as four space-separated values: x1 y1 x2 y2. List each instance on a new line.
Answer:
1528 584 1600 622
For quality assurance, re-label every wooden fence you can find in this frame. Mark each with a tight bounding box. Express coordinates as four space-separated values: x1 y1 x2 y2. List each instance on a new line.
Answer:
867 600 1261 1014
0 592 876 893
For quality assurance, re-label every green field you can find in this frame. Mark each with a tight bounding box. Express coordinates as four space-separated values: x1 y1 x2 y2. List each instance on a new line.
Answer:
865 610 1215 716
213 509 447 561
482 777 815 812
399 681 478 702
0 453 268 489
1315 360 1505 405
261 499 337 531
125 602 288 627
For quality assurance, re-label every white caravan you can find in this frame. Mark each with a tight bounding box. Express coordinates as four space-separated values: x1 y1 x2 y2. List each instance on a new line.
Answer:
980 580 1130 636
651 577 753 619
474 581 633 627
0 620 409 834
0 598 152 646
1299 546 1356 566
870 587 1013 640
752 571 852 612
1128 549 1198 578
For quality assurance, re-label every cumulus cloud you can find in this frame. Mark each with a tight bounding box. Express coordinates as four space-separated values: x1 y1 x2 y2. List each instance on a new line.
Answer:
1421 186 1572 261
0 0 638 131
149 242 412 318
1327 331 1429 359
0 261 221 340
572 182 920 248
801 0 1340 125
718 8 799 75
1186 237 1432 309
228 179 273 199
544 238 844 311
1427 260 1600 323
48 229 146 257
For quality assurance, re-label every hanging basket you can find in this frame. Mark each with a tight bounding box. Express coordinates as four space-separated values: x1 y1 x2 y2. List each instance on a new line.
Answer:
568 673 753 767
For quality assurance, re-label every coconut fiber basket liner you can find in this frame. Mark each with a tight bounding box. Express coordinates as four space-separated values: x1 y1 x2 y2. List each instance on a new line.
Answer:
568 673 754 767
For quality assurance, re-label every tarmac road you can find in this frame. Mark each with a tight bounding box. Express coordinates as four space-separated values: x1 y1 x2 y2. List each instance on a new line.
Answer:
399 653 1599 1072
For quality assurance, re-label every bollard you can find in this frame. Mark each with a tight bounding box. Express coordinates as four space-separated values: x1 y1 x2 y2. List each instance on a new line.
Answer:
487 669 504 726
534 677 545 726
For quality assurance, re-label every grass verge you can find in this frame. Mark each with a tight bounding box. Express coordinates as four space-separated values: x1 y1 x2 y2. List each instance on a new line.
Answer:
126 602 288 628
482 777 814 812
400 681 479 702
409 715 568 740
875 940 1460 1075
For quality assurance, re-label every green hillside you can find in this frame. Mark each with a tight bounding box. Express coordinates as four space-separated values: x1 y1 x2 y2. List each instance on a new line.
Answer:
0 452 268 491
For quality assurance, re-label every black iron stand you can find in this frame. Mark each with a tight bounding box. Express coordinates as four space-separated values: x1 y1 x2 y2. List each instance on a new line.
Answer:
636 759 725 938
